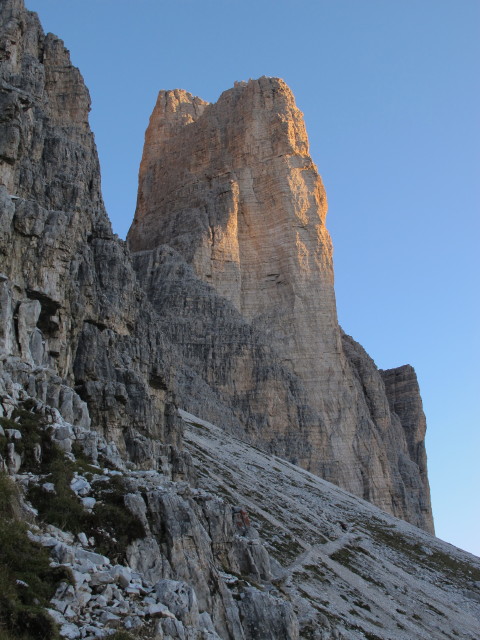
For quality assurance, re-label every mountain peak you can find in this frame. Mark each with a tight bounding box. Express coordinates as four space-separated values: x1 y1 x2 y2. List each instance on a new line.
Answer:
127 77 433 533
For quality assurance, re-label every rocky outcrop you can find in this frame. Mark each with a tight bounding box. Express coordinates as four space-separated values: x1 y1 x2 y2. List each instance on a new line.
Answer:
127 79 434 532
131 245 318 456
1 368 478 640
0 6 311 635
0 367 300 640
381 364 432 520
0 0 434 533
0 0 181 452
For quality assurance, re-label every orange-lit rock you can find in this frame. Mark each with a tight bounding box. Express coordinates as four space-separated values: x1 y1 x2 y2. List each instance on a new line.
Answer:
128 78 434 532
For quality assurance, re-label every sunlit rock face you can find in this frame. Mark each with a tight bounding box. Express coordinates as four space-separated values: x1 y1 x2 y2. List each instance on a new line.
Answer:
129 80 337 408
128 78 434 532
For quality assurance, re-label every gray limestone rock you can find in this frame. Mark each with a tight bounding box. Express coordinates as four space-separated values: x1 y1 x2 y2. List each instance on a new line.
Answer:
7 441 21 473
183 411 480 640
1 373 478 639
0 0 183 460
0 0 433 534
126 537 172 584
154 580 200 628
237 588 299 640
17 299 42 364
1 3 473 640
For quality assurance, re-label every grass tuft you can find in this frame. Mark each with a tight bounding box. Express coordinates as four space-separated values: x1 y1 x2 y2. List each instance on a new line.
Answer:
0 474 61 640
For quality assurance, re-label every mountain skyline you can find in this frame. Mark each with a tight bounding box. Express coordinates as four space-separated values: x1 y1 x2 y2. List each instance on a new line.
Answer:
25 0 480 557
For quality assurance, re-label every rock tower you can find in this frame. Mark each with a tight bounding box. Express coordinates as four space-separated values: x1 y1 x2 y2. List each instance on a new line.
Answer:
127 79 434 532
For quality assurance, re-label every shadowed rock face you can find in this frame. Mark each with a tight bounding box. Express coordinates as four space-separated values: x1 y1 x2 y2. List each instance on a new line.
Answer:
0 0 181 449
381 365 432 519
128 79 434 532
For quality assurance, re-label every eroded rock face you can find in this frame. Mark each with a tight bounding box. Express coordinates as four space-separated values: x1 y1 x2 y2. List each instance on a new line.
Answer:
381 364 432 522
182 411 480 640
0 373 300 640
1 7 299 633
0 0 182 450
0 0 434 533
128 78 434 532
1 3 476 639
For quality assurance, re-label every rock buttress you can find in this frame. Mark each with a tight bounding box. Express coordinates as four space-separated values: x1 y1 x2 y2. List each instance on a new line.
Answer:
0 0 181 449
128 78 434 532
381 364 434 532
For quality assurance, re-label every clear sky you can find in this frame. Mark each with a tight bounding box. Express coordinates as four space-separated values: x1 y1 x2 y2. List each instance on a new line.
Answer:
25 0 479 557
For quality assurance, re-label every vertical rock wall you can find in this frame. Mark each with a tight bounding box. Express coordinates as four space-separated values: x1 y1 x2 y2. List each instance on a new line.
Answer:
0 0 181 450
128 79 434 532
381 365 433 524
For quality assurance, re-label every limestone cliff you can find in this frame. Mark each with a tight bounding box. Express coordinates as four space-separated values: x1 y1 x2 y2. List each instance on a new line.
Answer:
0 0 433 532
128 79 434 532
0 0 182 451
1 3 479 640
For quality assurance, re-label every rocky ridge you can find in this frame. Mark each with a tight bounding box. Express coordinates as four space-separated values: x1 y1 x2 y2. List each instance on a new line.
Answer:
0 0 197 455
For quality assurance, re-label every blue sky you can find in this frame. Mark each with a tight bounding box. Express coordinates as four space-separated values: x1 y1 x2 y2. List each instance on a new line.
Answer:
26 0 479 557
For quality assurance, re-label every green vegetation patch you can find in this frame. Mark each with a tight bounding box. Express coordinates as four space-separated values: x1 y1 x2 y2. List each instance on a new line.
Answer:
251 512 304 564
0 474 64 640
0 404 145 635
363 633 383 640
367 522 480 583
424 550 480 583
330 545 385 588
187 420 209 432
0 401 139 565
0 403 146 564
91 475 145 562
0 402 98 477
28 467 144 564
108 632 136 640
27 456 83 533
353 599 371 611
300 562 331 585
330 546 356 567
0 407 50 473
